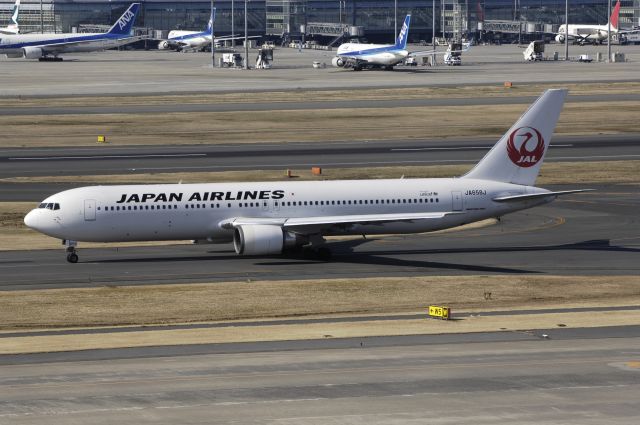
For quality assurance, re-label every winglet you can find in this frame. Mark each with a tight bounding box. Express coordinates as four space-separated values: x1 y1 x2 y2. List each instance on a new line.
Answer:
395 15 411 49
107 3 140 36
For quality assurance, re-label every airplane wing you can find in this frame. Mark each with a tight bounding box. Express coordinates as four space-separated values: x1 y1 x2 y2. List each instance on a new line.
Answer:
220 211 462 234
36 35 145 54
408 43 471 58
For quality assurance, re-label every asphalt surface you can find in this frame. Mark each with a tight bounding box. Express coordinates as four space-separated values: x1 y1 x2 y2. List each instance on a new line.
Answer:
2 184 638 290
2 326 639 424
2 134 640 203
2 45 640 96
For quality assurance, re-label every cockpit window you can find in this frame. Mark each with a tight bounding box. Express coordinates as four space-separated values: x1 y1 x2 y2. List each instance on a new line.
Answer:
38 203 47 209
46 203 54 210
53 203 60 210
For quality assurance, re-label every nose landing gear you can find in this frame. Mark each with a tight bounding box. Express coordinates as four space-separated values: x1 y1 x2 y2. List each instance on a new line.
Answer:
63 240 79 263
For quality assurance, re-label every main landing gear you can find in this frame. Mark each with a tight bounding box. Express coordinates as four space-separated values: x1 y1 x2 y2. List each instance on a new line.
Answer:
63 239 78 263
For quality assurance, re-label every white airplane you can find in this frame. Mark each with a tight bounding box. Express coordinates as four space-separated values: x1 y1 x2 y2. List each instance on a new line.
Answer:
158 9 257 52
556 0 638 45
0 0 20 35
25 89 590 263
0 3 141 60
333 14 469 71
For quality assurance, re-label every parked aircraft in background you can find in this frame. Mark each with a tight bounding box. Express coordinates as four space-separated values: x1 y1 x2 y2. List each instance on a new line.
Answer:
158 9 257 52
0 3 141 60
0 0 20 35
555 0 638 45
25 89 590 263
332 14 469 71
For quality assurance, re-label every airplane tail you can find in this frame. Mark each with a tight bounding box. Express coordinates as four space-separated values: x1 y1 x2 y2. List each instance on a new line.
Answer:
609 0 621 30
462 89 567 186
394 15 411 49
107 3 140 36
205 8 216 35
11 0 20 26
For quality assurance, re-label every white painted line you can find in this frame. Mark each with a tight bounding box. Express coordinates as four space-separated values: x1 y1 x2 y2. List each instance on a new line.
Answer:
9 154 207 161
390 144 573 152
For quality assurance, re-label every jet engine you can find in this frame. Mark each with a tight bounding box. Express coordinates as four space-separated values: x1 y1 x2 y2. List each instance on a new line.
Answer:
157 40 172 50
555 34 565 43
331 57 345 67
233 224 307 255
22 47 44 59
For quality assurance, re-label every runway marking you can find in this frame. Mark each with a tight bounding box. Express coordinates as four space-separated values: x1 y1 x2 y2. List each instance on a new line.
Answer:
390 144 573 151
8 154 207 161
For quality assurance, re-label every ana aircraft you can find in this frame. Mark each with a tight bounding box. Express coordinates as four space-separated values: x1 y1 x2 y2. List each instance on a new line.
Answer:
158 9 256 52
0 0 20 35
25 89 590 263
0 3 140 60
555 0 638 45
333 14 469 71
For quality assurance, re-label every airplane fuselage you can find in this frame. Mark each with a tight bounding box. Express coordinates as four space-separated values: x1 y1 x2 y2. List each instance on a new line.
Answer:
336 43 408 66
25 178 548 243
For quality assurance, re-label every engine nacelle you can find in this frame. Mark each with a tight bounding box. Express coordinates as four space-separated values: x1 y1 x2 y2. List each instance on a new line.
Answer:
331 57 345 67
233 224 307 255
157 40 172 50
23 47 44 59
555 34 565 43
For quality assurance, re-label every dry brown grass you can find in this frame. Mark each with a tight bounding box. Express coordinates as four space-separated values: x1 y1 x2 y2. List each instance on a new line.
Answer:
1 275 639 331
3 101 640 148
11 82 640 107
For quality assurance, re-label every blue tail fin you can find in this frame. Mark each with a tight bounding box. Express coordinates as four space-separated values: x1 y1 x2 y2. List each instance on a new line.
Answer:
205 8 216 35
107 3 140 36
394 14 411 49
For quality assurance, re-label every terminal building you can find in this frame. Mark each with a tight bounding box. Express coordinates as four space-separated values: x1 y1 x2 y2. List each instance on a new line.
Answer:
1 1 639 43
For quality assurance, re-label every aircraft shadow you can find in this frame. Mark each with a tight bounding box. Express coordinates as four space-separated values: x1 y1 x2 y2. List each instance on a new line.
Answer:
91 239 631 275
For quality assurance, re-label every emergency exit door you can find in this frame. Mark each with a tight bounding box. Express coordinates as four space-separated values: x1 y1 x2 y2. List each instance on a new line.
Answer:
451 191 463 211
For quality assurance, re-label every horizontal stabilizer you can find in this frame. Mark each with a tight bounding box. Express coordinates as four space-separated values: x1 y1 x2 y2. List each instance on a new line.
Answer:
493 189 593 203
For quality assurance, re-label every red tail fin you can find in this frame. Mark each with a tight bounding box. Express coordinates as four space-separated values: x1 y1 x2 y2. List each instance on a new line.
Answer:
610 0 621 30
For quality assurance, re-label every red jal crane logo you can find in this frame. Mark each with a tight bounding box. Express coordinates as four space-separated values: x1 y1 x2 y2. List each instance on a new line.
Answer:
506 127 545 168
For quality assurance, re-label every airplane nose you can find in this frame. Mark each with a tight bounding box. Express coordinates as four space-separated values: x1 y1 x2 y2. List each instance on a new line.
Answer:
24 209 38 229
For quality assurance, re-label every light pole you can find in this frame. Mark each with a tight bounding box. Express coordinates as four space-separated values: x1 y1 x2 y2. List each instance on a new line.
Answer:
432 0 436 50
244 0 249 69
211 0 215 68
232 0 235 43
40 0 44 33
607 0 612 62
394 0 397 39
564 0 569 61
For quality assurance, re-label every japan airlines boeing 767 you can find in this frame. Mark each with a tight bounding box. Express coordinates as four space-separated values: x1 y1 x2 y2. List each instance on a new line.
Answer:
25 89 590 263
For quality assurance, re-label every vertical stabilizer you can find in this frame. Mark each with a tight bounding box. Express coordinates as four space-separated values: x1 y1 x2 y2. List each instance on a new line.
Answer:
107 3 140 36
462 89 568 186
205 8 216 35
11 0 20 26
610 0 621 30
394 15 411 49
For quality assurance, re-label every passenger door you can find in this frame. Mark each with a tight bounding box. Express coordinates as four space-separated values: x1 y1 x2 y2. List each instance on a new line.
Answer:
84 199 96 221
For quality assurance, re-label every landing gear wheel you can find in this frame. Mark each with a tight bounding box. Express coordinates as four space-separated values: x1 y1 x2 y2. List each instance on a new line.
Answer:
316 247 332 261
66 253 79 263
